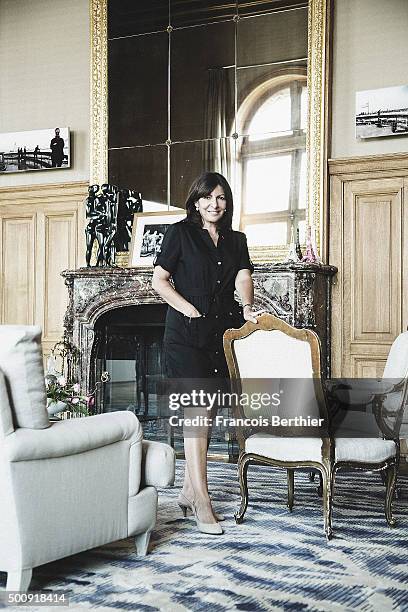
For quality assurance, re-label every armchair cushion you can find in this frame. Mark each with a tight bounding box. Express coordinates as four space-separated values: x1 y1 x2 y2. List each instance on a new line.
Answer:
0 370 14 437
5 411 142 462
246 434 324 462
141 440 175 488
0 326 49 430
335 438 396 464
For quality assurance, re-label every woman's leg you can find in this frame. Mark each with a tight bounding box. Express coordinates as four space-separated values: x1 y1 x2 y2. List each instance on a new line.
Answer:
183 435 217 524
181 405 218 524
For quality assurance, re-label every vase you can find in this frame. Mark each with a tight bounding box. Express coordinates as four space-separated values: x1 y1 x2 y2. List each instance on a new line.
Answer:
46 399 67 416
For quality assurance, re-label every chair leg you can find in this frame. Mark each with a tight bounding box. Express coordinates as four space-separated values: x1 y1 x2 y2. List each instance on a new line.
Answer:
134 529 152 555
235 453 251 524
6 569 32 592
317 471 323 497
384 463 397 527
287 468 294 512
321 468 333 540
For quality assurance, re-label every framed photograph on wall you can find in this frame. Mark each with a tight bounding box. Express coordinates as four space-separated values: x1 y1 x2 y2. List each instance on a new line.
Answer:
128 211 186 267
0 127 70 173
356 86 408 139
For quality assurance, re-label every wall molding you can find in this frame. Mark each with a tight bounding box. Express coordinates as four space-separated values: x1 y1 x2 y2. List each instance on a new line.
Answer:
329 152 408 177
0 181 89 205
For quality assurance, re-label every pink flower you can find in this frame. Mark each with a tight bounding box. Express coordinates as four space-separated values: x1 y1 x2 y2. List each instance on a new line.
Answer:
57 376 66 387
71 397 80 404
73 383 80 393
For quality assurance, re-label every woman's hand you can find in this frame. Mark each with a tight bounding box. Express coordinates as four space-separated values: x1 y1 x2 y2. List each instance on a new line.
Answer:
243 304 266 323
183 305 202 318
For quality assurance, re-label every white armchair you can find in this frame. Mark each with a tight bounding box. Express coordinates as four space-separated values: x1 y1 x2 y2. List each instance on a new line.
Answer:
327 331 408 530
0 326 175 592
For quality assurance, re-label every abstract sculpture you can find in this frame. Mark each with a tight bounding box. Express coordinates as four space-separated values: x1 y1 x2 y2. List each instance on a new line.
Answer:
85 184 142 267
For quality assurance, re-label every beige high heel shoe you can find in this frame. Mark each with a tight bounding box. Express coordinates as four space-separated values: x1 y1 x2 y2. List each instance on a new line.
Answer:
177 494 223 535
177 492 225 521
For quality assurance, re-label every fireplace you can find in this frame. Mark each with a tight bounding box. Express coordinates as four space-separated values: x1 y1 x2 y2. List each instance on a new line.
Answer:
62 263 336 458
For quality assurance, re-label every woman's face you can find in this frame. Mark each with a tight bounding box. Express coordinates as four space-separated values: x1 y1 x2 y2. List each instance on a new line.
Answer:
196 184 227 226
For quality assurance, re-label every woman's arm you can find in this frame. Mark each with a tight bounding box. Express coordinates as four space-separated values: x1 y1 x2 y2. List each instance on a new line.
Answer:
235 269 264 323
152 265 201 318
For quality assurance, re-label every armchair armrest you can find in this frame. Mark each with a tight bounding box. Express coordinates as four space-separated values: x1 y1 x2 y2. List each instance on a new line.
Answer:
325 378 400 406
5 411 142 462
141 440 175 488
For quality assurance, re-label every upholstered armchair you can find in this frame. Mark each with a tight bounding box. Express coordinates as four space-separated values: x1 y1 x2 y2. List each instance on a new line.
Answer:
327 331 408 530
223 313 334 539
0 326 175 592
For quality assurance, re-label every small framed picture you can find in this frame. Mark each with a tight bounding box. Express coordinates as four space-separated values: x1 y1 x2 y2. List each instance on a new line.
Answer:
0 127 70 173
356 85 408 139
128 211 186 267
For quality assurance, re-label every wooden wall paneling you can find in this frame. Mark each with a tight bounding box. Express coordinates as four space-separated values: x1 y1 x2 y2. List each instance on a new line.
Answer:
329 174 343 376
403 177 408 331
0 214 36 325
0 182 88 358
329 154 408 378
40 208 79 354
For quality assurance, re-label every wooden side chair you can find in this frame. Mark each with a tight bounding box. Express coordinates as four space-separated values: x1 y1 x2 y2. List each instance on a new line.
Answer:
223 313 334 539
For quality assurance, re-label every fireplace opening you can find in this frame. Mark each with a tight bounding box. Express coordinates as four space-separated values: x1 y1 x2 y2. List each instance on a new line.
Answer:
91 303 236 457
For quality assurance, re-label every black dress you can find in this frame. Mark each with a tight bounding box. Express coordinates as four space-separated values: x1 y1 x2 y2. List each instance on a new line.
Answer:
153 219 254 379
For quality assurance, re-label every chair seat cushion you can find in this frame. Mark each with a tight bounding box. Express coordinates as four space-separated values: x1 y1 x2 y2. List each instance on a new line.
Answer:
245 434 325 462
0 326 49 429
334 437 396 464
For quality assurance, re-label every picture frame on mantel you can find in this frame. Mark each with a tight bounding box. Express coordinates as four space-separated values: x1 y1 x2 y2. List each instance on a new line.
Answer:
128 211 186 267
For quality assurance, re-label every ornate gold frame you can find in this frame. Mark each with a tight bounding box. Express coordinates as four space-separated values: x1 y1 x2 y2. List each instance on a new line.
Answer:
89 0 332 262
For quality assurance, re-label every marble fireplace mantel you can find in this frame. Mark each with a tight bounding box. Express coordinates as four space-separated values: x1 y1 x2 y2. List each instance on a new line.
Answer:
62 263 337 393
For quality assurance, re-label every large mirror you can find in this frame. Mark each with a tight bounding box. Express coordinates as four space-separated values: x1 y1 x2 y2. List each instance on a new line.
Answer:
90 0 331 262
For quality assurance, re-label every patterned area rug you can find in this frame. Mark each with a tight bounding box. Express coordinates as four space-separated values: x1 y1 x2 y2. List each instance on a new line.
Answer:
1 461 408 611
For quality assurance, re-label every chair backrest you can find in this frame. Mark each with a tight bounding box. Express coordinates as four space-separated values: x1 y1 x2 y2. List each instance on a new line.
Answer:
223 313 330 439
380 331 408 438
383 331 408 379
0 326 49 430
232 328 314 379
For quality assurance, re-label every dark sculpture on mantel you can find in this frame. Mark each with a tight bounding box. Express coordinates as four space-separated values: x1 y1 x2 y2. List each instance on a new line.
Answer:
85 184 142 267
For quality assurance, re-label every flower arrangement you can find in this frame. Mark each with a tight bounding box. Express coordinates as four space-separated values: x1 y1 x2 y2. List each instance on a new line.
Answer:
46 375 94 417
45 351 95 418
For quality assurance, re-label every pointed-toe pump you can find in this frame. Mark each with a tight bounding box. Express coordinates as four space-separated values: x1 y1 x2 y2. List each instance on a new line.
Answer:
177 492 225 522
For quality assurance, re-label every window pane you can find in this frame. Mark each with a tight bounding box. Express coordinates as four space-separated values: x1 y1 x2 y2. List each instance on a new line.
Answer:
244 222 287 246
298 151 307 209
247 88 291 140
301 86 308 131
297 220 306 243
244 155 291 213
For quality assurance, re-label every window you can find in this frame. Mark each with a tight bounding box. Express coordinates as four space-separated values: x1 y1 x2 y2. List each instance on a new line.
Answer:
237 75 307 246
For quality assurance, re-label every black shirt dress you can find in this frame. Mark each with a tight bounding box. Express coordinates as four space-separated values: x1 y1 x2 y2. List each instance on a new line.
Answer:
153 219 254 379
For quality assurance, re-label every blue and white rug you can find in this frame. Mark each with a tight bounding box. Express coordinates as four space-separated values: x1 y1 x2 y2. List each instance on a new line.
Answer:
1 461 408 611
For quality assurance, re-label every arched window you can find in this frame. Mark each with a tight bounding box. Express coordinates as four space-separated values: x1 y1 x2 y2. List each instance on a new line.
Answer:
236 74 307 246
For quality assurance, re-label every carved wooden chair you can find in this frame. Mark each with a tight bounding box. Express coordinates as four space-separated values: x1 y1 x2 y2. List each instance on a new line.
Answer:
327 331 408 531
223 313 334 539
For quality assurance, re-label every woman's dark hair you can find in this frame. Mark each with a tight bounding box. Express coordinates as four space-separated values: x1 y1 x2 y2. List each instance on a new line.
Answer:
185 171 233 232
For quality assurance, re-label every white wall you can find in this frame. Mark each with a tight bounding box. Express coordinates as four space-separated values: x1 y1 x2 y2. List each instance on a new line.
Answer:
331 0 408 159
0 0 90 186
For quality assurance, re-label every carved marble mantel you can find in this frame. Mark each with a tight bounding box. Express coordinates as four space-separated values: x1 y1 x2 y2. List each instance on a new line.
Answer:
62 263 337 393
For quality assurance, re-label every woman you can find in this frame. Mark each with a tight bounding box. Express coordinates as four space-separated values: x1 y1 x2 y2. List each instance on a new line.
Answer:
152 171 262 535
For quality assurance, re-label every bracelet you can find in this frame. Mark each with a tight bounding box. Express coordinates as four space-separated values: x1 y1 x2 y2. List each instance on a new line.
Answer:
242 303 253 310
